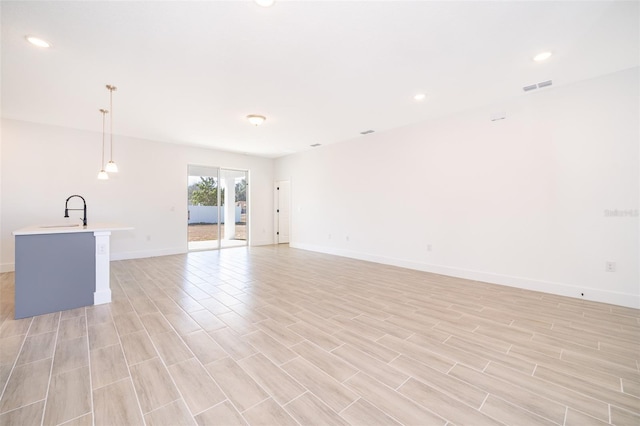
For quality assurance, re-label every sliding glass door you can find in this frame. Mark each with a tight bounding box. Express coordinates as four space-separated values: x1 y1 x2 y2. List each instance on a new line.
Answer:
187 165 248 251
219 168 248 248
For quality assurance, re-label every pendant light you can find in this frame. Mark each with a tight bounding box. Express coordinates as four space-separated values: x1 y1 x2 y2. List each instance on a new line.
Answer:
105 84 118 173
98 108 109 180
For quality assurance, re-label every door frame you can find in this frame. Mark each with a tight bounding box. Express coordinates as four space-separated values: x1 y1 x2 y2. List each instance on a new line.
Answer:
274 179 291 244
187 165 249 251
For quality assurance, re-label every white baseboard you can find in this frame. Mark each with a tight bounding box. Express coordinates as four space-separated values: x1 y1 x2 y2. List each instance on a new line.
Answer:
94 289 112 305
250 239 274 247
111 247 186 261
1 263 15 273
290 243 640 309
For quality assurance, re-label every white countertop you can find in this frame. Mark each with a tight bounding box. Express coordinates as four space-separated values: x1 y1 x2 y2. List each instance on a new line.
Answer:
13 223 133 236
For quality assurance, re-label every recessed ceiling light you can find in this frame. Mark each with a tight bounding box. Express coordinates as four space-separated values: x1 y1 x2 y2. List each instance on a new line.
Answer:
533 51 552 62
255 0 275 7
414 93 426 101
25 36 51 48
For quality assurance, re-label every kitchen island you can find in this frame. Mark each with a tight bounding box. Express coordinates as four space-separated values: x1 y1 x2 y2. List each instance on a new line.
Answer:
12 223 132 319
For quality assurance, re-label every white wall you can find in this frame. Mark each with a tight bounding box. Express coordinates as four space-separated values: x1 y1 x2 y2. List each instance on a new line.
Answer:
275 68 640 308
0 120 274 271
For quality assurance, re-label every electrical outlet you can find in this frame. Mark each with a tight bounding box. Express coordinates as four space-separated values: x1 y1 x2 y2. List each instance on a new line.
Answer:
345 236 350 242
427 244 432 252
605 261 616 272
97 244 107 255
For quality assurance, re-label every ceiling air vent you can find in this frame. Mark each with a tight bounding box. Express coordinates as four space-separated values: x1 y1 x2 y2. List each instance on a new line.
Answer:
310 143 321 147
360 130 375 135
523 80 553 92
491 111 506 122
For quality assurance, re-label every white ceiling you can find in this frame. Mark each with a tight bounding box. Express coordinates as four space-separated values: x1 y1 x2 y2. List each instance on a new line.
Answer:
1 1 638 158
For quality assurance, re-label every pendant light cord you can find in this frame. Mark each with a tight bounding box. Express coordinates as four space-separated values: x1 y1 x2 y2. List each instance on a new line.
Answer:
100 109 108 167
109 87 113 160
106 85 117 161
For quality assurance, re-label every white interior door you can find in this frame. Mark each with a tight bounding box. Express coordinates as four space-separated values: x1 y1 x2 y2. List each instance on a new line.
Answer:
276 180 290 244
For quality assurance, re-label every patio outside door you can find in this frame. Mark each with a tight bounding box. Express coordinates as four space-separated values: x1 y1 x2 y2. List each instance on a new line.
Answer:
188 165 248 251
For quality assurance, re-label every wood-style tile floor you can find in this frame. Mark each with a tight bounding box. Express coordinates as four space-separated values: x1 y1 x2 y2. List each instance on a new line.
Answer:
0 245 639 425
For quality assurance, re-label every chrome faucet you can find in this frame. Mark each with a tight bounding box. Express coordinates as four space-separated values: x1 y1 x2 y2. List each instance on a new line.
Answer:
64 195 87 226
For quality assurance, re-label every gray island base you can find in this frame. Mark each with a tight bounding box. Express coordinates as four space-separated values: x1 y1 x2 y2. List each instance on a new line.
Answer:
12 223 133 319
15 232 95 318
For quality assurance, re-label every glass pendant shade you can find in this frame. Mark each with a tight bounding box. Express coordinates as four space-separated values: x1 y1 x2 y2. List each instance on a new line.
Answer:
98 170 109 180
105 160 118 173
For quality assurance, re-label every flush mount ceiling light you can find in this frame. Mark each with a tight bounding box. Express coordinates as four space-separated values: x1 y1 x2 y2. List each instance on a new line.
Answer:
247 114 266 126
25 36 51 48
105 85 118 173
414 93 426 101
98 109 109 180
255 0 275 7
533 51 552 62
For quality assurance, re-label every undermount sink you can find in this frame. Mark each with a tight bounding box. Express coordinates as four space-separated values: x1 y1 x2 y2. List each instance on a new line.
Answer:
39 224 80 228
